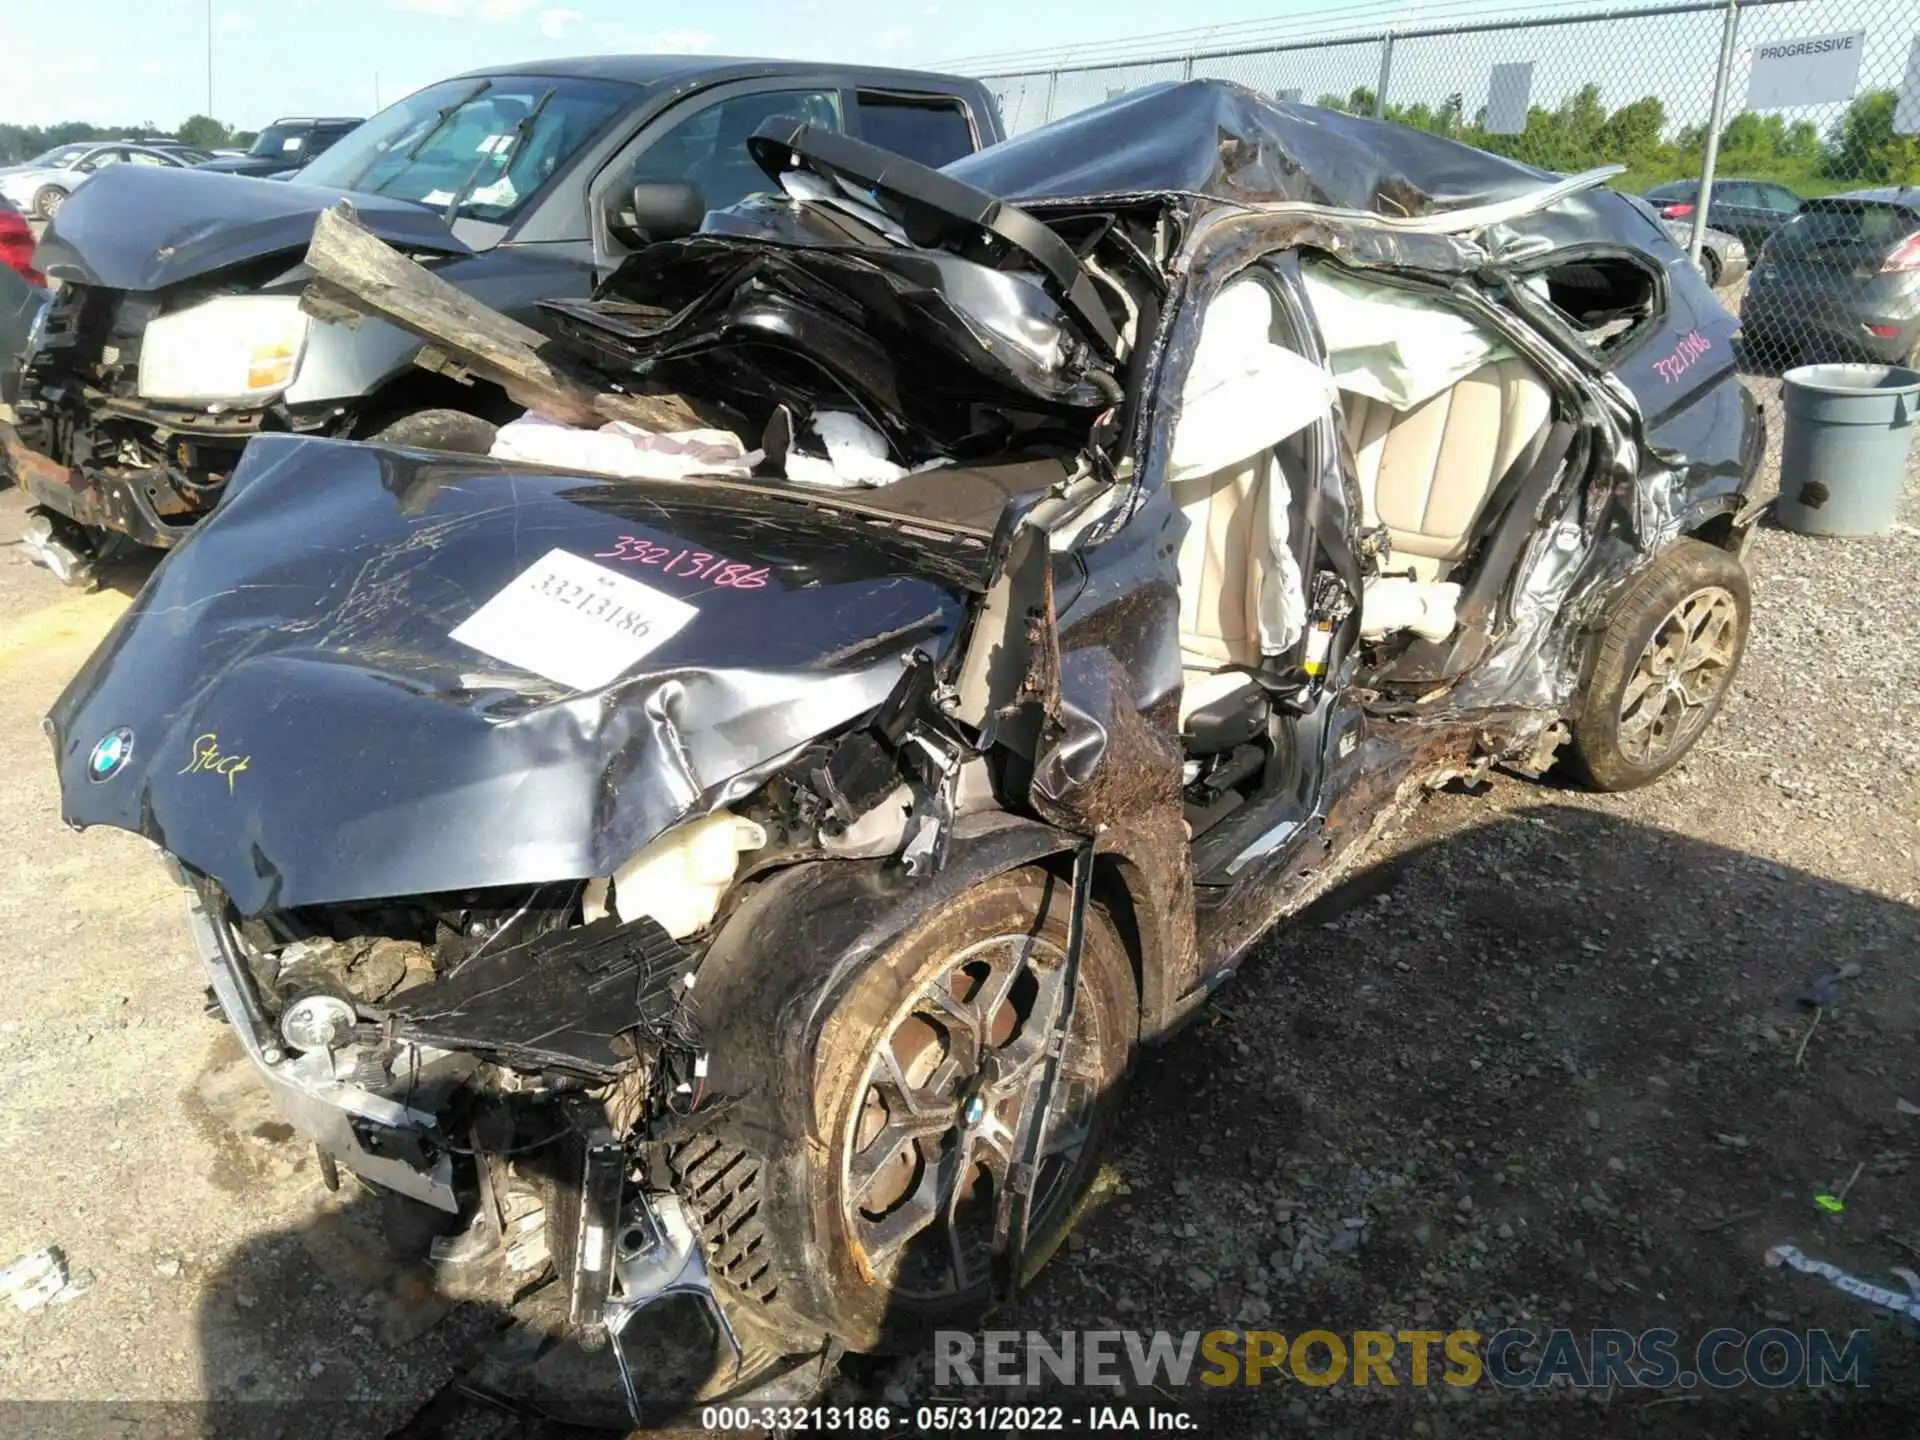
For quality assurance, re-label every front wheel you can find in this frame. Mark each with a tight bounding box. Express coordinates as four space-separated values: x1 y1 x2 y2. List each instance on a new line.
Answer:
1566 538 1750 791
692 867 1137 1354
32 185 67 220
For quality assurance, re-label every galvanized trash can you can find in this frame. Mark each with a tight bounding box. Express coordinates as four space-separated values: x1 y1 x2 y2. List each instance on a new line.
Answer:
1776 363 1920 537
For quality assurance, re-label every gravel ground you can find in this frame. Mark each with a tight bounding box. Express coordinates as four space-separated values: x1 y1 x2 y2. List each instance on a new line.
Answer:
0 335 1916 1438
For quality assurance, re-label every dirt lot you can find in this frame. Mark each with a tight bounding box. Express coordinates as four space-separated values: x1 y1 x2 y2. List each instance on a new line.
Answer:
0 363 1916 1438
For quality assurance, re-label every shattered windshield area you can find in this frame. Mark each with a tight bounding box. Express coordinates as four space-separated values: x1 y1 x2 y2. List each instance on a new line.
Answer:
296 75 634 221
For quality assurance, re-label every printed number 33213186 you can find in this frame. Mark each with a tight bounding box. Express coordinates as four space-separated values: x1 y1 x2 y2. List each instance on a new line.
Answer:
534 569 657 636
448 548 702 693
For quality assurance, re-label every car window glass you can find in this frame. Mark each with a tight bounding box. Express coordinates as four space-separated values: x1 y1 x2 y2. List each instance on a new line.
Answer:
1524 255 1660 355
81 150 125 172
854 94 974 167
631 88 843 214
298 75 634 221
1716 182 1755 206
126 150 167 166
248 124 305 158
1790 203 1914 246
32 143 92 168
1762 186 1801 214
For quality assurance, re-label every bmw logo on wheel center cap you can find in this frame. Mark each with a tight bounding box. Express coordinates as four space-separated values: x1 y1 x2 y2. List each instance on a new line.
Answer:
87 728 134 783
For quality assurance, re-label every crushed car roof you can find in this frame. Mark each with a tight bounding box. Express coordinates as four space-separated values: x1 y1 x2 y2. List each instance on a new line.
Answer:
944 80 1557 217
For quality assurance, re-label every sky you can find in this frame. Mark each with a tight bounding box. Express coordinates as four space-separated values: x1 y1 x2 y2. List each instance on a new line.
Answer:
0 0 1322 130
1 0 1903 144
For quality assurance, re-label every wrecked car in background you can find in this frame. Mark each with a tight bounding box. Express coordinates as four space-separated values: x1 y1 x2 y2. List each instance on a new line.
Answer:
3 55 1000 587
46 81 1761 1417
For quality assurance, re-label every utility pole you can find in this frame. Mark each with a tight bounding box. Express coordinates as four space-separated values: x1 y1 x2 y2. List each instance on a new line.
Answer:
206 0 215 117
1691 0 1740 267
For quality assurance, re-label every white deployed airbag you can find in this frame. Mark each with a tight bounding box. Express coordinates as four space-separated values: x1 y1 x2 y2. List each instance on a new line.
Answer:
489 412 759 480
784 410 909 487
1169 279 1330 655
1302 262 1514 411
1361 576 1462 643
1169 280 1334 482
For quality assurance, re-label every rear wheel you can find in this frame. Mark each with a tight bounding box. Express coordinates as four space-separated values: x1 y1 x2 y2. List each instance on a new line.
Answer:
699 868 1137 1353
1567 538 1750 791
364 407 498 455
1700 247 1722 288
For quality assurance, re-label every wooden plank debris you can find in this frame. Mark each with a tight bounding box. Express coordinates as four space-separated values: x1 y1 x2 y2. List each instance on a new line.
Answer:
300 204 708 434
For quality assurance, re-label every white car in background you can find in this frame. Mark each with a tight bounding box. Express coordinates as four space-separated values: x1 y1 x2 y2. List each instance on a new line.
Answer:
0 142 206 220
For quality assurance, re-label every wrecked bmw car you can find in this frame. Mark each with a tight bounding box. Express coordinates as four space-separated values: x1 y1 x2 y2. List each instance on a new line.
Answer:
47 82 1760 1415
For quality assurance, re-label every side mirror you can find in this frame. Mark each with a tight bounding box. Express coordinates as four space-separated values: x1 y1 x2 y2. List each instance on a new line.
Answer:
610 180 705 247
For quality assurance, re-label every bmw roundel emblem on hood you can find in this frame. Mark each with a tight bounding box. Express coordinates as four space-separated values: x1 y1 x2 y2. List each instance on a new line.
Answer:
87 728 134 783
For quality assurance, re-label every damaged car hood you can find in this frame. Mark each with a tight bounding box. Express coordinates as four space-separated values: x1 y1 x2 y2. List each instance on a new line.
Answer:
34 163 471 291
47 434 972 915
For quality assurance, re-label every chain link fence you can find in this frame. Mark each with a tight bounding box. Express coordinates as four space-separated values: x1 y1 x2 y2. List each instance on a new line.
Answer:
978 0 1920 371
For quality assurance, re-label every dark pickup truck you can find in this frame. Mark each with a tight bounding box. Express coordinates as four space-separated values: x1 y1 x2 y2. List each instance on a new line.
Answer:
193 117 367 179
4 56 1002 585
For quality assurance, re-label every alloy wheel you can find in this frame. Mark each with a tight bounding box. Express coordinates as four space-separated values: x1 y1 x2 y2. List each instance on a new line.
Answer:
1616 584 1740 768
840 932 1103 1299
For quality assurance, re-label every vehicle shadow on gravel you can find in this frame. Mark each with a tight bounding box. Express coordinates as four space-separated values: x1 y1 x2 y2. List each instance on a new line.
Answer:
185 1180 756 1439
86 543 163 599
868 802 1918 1438
184 802 1919 1439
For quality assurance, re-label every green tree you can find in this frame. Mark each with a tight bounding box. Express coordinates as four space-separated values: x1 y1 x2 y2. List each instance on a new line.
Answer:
1600 97 1666 164
176 114 234 150
1820 89 1920 185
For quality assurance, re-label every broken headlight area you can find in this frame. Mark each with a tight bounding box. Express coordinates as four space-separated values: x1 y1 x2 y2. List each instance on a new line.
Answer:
181 870 767 1404
169 713 974 1410
11 277 340 553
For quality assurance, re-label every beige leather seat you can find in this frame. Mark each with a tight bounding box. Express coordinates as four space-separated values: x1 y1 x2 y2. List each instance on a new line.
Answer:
1340 359 1552 582
1174 360 1552 728
1172 457 1275 725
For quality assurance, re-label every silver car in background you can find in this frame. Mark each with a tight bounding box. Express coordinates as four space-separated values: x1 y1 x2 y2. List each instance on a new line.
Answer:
0 142 207 220
1663 217 1748 289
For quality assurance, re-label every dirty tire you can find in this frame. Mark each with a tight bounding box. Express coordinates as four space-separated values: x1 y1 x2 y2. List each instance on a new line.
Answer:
704 867 1136 1354
32 185 66 220
1567 538 1750 792
1700 248 1722 288
365 408 498 455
